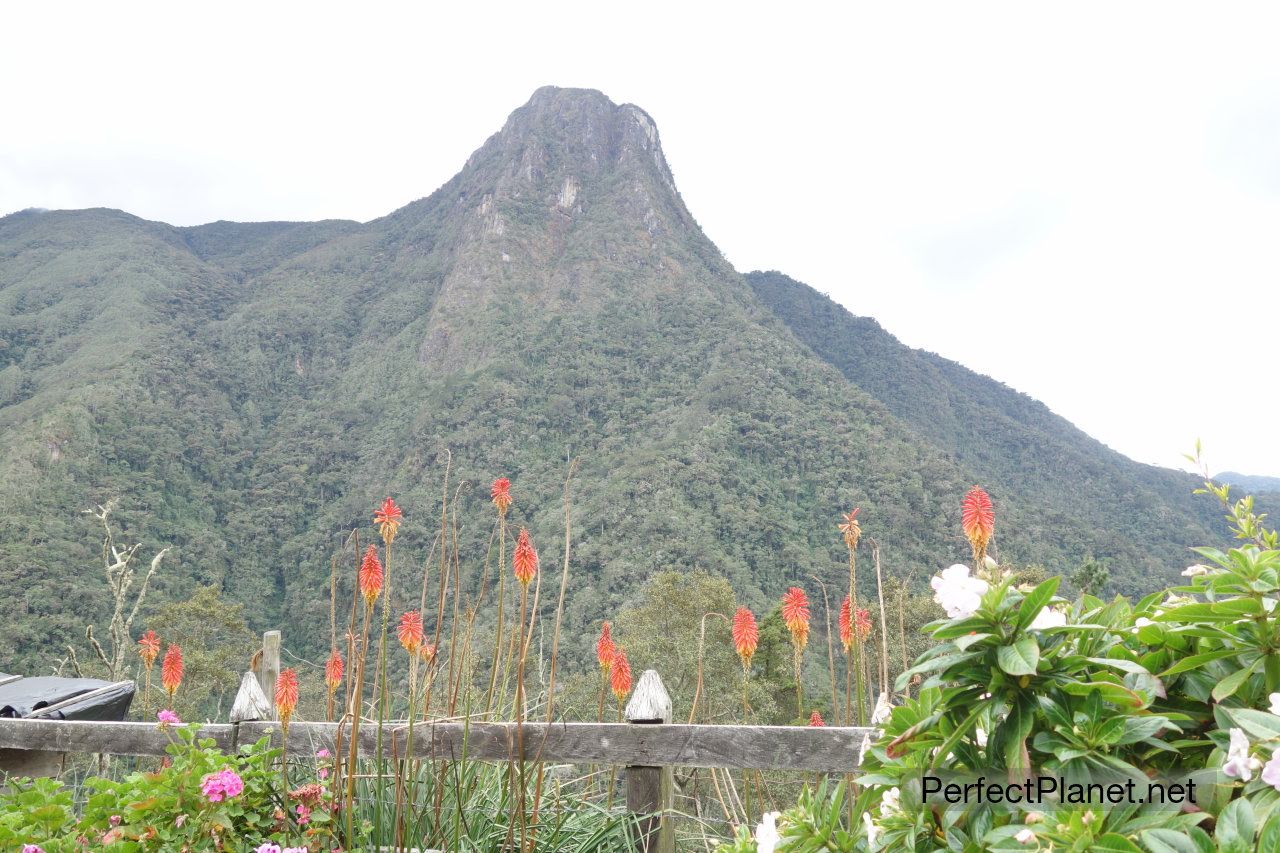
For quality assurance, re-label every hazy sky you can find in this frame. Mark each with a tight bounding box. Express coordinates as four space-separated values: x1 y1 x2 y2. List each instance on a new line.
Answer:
4 2 1278 476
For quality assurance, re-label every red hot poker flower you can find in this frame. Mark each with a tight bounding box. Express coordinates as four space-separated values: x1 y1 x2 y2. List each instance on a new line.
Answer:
491 478 513 516
610 646 633 703
138 630 160 670
781 587 811 649
276 668 299 726
809 710 826 727
596 622 616 673
838 508 862 551
324 649 344 695
161 644 183 698
513 528 538 586
359 545 384 607
961 486 995 560
732 607 759 669
374 497 403 544
398 610 425 656
838 596 854 652
854 607 873 642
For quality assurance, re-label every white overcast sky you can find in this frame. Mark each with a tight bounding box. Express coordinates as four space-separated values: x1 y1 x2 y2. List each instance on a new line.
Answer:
4 2 1278 476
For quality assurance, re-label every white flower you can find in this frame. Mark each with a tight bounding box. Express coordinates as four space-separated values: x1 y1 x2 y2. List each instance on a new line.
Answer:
1015 828 1035 844
931 564 989 618
975 727 989 747
880 787 900 815
1270 693 1280 716
1263 749 1280 791
1181 564 1210 577
857 731 874 766
1223 727 1263 781
755 811 782 853
862 812 880 849
1028 607 1066 631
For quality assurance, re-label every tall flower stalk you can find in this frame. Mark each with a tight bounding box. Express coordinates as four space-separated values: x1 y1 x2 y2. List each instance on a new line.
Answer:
275 667 298 785
838 508 866 725
137 629 159 714
370 497 401 847
485 478 512 714
161 643 183 707
961 486 994 572
595 621 616 721
512 526 539 848
781 587 811 719
346 542 382 840
731 607 758 717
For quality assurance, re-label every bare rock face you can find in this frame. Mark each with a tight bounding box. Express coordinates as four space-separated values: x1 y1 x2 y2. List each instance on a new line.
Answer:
415 87 718 371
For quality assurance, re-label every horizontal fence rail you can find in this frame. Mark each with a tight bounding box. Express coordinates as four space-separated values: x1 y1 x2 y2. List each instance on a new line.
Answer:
0 719 875 773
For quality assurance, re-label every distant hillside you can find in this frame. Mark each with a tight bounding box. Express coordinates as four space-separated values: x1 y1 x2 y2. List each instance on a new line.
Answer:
1216 472 1280 493
0 87 1235 674
745 270 1229 590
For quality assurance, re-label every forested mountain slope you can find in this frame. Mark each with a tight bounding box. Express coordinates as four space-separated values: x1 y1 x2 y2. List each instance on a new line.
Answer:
0 87 1225 673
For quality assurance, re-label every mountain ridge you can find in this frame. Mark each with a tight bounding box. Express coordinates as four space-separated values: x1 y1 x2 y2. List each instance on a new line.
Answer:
0 87 1235 673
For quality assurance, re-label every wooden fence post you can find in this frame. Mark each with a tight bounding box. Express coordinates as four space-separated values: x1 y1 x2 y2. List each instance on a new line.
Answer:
625 670 675 853
256 631 280 720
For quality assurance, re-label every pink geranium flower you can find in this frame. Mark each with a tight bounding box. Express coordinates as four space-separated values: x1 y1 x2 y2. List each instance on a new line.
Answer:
201 768 245 802
156 709 181 727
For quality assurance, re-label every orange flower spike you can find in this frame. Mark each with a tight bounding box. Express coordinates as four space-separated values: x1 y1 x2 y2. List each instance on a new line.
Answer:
491 478 513 517
161 644 183 698
596 622 616 673
837 507 862 551
324 649 344 695
961 486 995 558
781 587 811 649
837 596 854 652
421 642 438 664
374 497 403 545
732 607 759 669
398 610 425 656
808 710 826 727
513 528 538 587
138 630 160 670
358 545 383 607
276 667 299 726
610 646 633 703
854 607 873 642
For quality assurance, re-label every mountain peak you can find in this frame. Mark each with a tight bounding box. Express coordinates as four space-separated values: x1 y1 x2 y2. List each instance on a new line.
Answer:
460 86 679 209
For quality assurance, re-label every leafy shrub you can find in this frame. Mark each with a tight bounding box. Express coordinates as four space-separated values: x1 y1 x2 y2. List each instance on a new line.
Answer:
720 481 1280 851
0 725 327 852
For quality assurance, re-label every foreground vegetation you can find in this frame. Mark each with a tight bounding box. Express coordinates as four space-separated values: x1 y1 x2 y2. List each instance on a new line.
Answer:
7 459 1280 851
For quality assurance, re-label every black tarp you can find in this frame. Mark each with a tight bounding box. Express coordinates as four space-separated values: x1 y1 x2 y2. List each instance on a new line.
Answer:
0 677 135 720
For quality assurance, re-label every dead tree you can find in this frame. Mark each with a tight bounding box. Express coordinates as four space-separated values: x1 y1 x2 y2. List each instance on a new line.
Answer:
67 500 170 682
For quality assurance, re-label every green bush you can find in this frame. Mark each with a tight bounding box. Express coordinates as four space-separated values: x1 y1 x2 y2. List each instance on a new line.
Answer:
720 481 1280 851
0 725 326 852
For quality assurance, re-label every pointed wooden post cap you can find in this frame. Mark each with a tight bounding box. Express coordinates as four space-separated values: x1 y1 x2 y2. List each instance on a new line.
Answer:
230 671 272 722
625 670 672 724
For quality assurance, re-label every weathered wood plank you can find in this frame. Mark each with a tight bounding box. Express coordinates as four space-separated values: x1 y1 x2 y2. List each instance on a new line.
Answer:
0 719 237 756
0 719 875 772
239 721 875 772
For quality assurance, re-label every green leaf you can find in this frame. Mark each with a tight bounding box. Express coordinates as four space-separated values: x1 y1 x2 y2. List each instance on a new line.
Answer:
997 636 1040 676
1141 829 1202 853
1093 834 1142 853
1156 598 1263 622
1260 811 1280 853
1015 577 1060 632
1158 648 1242 676
1217 797 1255 846
1212 657 1261 701
1219 707 1280 740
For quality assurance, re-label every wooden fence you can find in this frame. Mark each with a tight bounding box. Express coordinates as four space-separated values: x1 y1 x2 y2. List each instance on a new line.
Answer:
0 635 878 853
